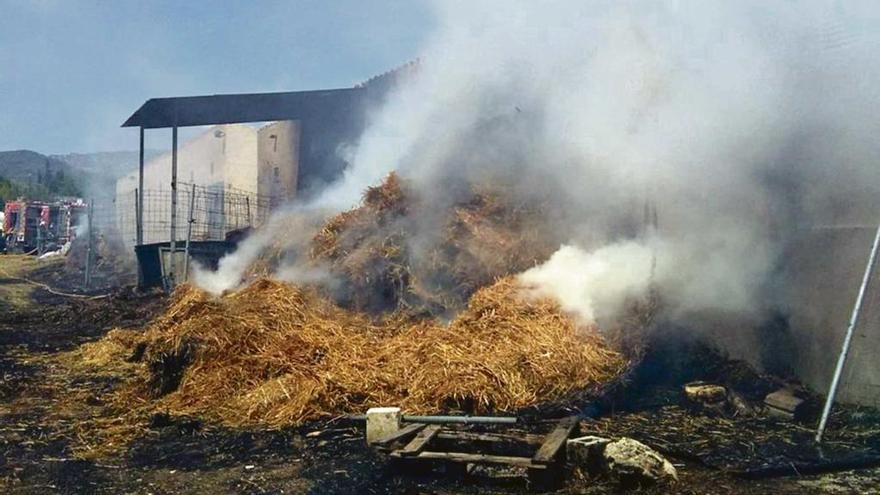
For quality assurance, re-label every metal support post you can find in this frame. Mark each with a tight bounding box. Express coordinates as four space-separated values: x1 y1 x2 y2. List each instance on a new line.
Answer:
816 222 880 442
183 183 196 282
168 126 179 289
83 198 95 288
137 126 144 246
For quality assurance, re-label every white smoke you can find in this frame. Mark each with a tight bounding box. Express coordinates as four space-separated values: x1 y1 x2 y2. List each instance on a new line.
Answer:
191 207 329 294
519 242 655 327
195 0 880 331
312 0 880 323
190 227 274 294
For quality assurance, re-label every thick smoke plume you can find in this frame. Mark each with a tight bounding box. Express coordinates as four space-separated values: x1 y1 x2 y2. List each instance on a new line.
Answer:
199 1 880 329
326 0 879 322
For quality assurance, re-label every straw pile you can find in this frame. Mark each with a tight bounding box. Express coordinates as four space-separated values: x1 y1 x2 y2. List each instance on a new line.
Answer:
310 173 557 314
109 276 627 427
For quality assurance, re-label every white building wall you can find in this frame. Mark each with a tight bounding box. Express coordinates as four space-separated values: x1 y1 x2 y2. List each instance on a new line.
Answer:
115 124 259 246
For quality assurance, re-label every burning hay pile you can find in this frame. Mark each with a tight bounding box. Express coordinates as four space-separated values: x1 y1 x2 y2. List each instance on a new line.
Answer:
103 276 628 428
66 171 651 451
310 173 559 314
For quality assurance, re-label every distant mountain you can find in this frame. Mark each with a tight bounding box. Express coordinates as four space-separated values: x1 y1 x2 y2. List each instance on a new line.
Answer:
0 149 165 204
0 150 81 202
52 150 162 181
0 150 73 186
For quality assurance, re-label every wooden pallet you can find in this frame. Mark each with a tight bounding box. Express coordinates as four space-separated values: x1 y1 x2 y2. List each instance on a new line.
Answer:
374 416 579 488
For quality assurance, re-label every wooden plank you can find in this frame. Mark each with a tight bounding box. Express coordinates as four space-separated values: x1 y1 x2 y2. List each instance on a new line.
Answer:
372 423 426 447
410 451 546 469
397 424 441 457
437 431 544 445
532 416 579 465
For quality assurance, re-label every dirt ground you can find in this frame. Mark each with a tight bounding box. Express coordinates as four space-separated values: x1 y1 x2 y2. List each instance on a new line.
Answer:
1 254 879 494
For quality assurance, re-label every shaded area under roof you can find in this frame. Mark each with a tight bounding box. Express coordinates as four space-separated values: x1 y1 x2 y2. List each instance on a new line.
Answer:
122 88 365 129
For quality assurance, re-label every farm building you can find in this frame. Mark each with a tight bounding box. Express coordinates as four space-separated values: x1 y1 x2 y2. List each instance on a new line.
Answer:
115 63 416 249
114 63 417 285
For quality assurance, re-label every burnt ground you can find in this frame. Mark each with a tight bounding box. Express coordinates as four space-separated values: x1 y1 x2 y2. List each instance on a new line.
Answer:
1 255 880 494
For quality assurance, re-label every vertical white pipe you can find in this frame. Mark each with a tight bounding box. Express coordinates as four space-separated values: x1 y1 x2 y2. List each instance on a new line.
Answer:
816 222 880 442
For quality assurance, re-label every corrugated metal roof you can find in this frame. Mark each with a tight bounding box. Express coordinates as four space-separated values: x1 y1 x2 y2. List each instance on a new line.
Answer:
121 87 365 129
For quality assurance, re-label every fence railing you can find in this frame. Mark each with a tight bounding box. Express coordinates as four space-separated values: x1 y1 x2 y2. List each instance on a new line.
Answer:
115 183 271 246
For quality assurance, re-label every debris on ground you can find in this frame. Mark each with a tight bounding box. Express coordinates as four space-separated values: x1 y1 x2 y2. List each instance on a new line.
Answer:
4 264 880 493
590 394 880 477
683 381 759 418
566 435 612 472
602 437 679 487
684 382 727 404
566 435 678 487
62 225 137 289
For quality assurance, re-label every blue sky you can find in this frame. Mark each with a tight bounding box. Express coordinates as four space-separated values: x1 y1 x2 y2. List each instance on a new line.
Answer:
0 0 432 154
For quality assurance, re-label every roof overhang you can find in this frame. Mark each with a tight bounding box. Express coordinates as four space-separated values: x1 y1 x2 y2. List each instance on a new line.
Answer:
122 87 365 129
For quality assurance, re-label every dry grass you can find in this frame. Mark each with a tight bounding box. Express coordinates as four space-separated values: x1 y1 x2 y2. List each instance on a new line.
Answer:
26 330 147 460
0 254 58 310
95 277 627 429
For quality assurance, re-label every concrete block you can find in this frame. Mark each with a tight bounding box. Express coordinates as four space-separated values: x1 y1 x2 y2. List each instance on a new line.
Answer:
366 407 401 444
764 388 806 421
566 435 611 472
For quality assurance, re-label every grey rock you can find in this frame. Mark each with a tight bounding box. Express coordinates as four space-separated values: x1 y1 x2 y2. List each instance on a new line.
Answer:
603 437 678 487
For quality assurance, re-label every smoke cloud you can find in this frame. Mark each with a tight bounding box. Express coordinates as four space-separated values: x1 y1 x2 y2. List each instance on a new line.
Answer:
309 0 880 324
191 227 274 294
192 208 329 294
198 1 880 330
518 242 655 327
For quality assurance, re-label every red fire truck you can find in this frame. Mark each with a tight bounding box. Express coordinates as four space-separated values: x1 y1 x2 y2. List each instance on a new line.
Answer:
2 200 86 254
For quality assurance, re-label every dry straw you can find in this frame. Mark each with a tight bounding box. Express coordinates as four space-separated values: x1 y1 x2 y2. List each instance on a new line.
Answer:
310 173 558 314
59 172 648 457
108 276 628 428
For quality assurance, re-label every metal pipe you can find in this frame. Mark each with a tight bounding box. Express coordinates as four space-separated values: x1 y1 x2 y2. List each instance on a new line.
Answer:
816 222 880 443
83 198 94 289
168 125 178 289
347 414 517 425
137 126 144 246
403 415 517 425
183 184 196 282
36 217 42 256
135 188 144 288
134 188 140 241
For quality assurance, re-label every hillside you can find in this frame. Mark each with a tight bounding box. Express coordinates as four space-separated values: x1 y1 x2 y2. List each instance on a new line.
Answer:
0 149 163 204
0 150 81 202
52 150 161 181
0 150 73 185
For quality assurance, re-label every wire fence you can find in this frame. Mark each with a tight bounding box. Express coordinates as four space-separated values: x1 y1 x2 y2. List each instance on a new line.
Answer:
115 183 271 246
